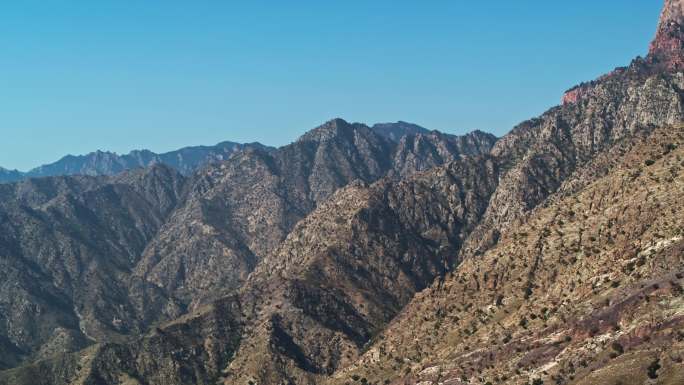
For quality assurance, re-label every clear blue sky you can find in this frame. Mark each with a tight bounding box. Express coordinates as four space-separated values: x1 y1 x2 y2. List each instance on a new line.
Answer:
0 0 663 171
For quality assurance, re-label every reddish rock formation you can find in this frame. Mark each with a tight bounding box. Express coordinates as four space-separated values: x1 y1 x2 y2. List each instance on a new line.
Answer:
648 0 684 70
563 0 683 106
561 85 591 105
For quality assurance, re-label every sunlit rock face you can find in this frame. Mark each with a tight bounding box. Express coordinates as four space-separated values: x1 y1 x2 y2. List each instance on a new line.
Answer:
649 0 684 70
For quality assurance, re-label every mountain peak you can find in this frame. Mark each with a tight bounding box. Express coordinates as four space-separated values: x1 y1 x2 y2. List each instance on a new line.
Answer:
562 0 683 105
658 0 683 26
371 121 430 141
297 118 366 142
648 0 684 70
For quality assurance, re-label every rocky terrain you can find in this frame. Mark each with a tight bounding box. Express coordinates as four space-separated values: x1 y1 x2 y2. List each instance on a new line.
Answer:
0 121 473 184
370 122 430 142
0 1 683 385
0 166 188 369
0 119 496 376
331 123 684 385
0 168 23 184
0 141 271 183
132 120 496 309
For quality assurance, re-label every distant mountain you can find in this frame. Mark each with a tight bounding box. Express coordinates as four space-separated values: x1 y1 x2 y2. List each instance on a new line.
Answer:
1 2 682 385
0 121 485 184
338 123 684 385
0 117 495 376
0 141 272 183
134 118 497 308
0 167 22 183
371 121 431 141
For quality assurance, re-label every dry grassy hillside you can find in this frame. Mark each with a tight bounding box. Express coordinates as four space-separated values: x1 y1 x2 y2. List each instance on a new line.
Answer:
332 124 684 385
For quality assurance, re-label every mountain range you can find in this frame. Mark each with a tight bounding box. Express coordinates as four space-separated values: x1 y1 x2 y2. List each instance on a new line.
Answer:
0 122 466 184
0 1 683 385
0 141 269 183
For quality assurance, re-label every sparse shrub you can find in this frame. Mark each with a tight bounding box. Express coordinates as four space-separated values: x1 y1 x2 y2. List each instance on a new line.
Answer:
647 358 661 379
664 143 677 154
519 317 529 329
524 285 533 299
645 159 655 166
610 341 625 358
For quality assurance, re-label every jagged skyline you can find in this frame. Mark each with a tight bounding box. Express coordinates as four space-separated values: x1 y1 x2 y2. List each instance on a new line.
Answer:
0 1 683 384
0 1 662 171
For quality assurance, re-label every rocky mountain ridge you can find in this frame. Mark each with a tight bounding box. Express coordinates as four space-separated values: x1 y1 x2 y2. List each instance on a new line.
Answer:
333 123 684 385
0 167 23 183
0 2 683 384
0 119 496 375
0 121 458 184
370 122 430 142
132 119 497 309
0 141 272 184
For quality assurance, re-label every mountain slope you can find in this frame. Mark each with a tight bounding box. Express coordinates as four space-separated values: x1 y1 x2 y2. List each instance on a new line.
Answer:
0 141 271 183
222 155 499 384
0 153 500 385
0 166 187 369
133 119 495 309
0 168 22 183
1 2 682 384
1 120 482 184
464 66 683 258
371 122 431 142
333 123 684 385
0 119 494 373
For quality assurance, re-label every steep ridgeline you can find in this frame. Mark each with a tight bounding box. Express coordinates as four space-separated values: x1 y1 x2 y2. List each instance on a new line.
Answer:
0 168 23 183
329 2 684 383
466 59 683 257
649 0 684 72
0 141 272 183
333 124 684 385
0 166 187 370
214 47 682 383
0 119 494 374
133 119 497 309
0 122 494 184
1 2 683 384
0 153 500 385
371 122 430 142
222 156 498 384
7 86 681 385
390 129 497 178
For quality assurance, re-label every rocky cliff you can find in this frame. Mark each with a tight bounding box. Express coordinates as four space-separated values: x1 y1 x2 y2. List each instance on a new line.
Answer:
0 1 682 384
0 118 494 375
332 123 684 385
650 0 684 71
